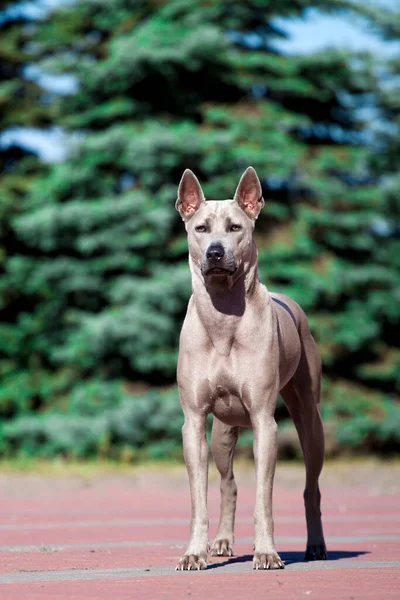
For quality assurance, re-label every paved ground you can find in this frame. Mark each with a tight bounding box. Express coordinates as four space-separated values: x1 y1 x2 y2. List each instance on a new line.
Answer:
0 460 399 599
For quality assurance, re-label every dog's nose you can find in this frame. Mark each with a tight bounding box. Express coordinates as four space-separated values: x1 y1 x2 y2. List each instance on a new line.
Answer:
206 243 225 263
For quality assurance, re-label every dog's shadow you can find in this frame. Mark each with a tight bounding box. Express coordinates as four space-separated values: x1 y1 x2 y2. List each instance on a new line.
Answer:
207 550 369 570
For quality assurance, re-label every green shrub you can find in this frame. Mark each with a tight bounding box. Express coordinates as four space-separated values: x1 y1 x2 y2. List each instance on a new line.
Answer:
1 378 398 460
0 384 184 460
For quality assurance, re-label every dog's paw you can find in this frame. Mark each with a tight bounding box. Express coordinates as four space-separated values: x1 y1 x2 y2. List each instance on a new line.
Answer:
253 551 285 570
211 538 233 557
304 543 328 561
176 553 208 571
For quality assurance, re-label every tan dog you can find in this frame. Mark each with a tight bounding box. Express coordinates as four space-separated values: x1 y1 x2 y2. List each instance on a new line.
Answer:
175 167 327 570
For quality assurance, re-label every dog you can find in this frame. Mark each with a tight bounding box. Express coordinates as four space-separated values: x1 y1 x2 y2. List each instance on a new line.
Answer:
175 167 327 570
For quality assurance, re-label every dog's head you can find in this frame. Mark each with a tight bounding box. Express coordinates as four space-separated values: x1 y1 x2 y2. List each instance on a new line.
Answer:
176 167 264 283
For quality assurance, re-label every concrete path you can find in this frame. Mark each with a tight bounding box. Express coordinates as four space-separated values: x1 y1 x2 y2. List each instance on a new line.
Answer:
0 461 399 599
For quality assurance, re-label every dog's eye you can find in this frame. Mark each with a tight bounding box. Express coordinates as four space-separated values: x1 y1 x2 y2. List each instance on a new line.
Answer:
195 225 207 233
230 224 242 232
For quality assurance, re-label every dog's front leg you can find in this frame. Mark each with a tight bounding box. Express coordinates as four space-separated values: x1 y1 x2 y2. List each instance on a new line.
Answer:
251 400 285 570
176 409 209 570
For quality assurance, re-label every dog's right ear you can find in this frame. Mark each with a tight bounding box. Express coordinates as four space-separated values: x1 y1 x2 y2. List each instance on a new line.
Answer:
176 169 205 221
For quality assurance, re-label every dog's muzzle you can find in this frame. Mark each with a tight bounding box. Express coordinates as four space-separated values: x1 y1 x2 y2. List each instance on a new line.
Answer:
203 243 236 276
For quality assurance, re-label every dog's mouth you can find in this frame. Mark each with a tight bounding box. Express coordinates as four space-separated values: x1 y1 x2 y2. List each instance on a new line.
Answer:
204 266 236 276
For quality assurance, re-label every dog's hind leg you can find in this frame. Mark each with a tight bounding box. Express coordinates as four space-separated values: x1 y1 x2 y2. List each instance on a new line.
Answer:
281 320 327 561
211 418 240 557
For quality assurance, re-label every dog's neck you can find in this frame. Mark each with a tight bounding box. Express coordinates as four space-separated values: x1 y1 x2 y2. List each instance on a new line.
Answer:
190 242 266 355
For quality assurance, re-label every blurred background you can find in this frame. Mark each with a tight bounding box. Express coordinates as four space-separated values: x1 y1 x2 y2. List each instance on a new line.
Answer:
0 0 399 463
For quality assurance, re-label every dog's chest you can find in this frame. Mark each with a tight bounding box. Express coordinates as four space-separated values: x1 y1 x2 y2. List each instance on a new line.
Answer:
206 352 252 427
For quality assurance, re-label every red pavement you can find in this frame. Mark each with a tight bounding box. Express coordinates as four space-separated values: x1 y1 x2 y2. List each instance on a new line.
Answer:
0 462 399 599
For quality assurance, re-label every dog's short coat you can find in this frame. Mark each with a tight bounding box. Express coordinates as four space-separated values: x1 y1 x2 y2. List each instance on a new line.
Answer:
175 167 327 570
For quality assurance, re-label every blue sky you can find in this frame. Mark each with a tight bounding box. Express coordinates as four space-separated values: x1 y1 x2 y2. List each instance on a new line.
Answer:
1 1 399 162
274 9 399 55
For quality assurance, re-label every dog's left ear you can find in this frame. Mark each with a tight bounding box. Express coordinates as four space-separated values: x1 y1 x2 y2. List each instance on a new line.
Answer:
234 166 264 220
176 169 206 221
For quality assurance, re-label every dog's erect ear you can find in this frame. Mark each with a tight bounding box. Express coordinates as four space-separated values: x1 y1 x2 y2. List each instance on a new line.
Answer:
234 166 264 220
176 169 206 221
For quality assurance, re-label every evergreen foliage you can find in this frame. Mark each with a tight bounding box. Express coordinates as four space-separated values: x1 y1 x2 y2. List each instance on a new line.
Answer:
0 0 50 420
0 0 399 458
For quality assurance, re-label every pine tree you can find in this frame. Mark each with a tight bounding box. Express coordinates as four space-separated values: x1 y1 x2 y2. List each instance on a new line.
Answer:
360 16 400 397
0 1 52 419
1 0 399 456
